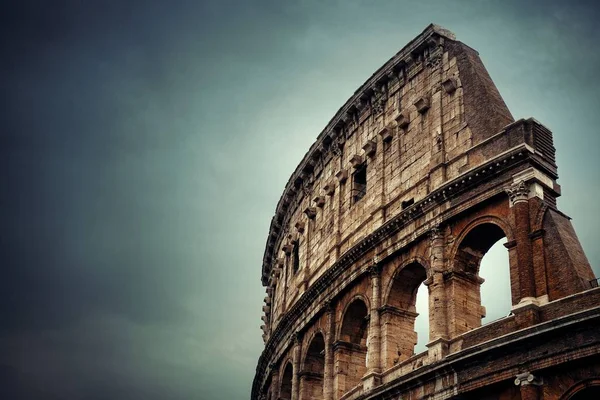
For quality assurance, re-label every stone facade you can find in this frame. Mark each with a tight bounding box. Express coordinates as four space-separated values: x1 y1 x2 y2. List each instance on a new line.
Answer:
253 25 600 400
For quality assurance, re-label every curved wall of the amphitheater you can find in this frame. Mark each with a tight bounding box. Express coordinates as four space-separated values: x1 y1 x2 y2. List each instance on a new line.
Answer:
265 31 514 332
256 25 598 400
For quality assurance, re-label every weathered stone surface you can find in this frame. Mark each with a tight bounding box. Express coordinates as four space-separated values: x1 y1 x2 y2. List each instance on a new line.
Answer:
254 24 599 400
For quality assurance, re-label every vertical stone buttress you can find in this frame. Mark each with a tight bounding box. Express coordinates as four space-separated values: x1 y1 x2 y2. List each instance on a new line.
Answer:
506 181 536 301
323 302 335 400
426 226 449 361
364 265 382 389
292 333 302 400
270 365 280 400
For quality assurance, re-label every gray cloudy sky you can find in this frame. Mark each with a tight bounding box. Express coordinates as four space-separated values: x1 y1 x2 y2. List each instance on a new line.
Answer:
1 1 599 399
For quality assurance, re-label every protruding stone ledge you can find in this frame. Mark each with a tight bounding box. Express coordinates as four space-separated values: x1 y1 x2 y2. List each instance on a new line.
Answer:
333 340 367 352
313 196 326 208
362 139 377 157
414 96 430 114
349 154 364 168
336 169 349 183
304 207 317 219
294 221 305 234
323 181 336 196
442 77 458 94
395 111 410 129
379 305 419 318
282 243 293 255
379 126 394 143
443 270 484 284
298 371 324 380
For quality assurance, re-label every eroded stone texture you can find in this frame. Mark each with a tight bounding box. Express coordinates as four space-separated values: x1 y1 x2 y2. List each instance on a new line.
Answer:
254 24 600 400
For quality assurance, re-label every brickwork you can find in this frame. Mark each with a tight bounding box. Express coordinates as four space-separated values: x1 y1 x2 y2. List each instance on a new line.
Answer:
253 24 599 400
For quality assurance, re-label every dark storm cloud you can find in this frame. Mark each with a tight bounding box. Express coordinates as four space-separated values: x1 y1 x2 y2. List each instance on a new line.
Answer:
1 1 599 399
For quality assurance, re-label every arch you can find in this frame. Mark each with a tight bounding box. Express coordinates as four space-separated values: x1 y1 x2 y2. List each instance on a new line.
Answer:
449 217 513 336
450 216 513 265
382 261 428 368
279 361 293 400
302 329 325 367
334 297 369 397
336 294 370 340
383 256 430 305
300 332 325 399
560 378 600 400
339 298 369 345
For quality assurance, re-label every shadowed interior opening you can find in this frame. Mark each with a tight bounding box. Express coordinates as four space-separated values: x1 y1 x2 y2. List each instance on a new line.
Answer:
454 222 510 332
302 333 325 399
383 262 428 367
280 362 293 400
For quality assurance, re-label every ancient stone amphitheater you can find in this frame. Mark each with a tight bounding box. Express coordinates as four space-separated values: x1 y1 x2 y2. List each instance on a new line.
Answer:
252 25 600 400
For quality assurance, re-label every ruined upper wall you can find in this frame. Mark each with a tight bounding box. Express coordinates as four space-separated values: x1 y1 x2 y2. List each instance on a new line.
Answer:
261 24 520 339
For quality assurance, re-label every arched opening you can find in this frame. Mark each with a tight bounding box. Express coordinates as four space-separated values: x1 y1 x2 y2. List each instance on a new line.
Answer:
382 262 427 368
280 362 293 400
300 333 325 399
340 299 369 345
414 281 429 353
452 222 510 335
335 298 368 396
561 379 600 400
480 237 511 324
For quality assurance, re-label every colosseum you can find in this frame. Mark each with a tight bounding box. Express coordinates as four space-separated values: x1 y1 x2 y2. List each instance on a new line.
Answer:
252 25 600 400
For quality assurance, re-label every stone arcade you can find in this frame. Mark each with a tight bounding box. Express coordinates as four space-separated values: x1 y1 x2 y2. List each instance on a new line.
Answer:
253 25 600 400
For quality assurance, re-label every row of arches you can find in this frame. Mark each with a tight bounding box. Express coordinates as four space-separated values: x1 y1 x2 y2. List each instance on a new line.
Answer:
273 220 515 399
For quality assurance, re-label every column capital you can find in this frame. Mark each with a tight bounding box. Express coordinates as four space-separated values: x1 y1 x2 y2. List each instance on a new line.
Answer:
506 180 529 206
429 225 443 242
293 331 303 345
514 372 543 386
367 264 382 277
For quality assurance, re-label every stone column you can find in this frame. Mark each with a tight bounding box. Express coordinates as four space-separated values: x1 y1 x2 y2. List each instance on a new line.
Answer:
363 265 382 390
426 226 449 361
514 372 542 400
291 333 302 400
323 302 335 400
506 181 535 301
270 364 280 400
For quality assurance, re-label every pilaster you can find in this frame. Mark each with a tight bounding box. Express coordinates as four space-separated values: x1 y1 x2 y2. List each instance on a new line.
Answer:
506 180 536 304
363 264 382 390
291 332 302 400
426 226 449 361
323 302 335 400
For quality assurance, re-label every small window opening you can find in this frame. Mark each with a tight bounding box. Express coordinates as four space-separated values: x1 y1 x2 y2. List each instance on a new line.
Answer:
352 164 367 204
401 198 414 210
292 242 300 273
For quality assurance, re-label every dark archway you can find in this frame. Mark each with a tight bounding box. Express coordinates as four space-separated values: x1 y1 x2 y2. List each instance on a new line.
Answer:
335 298 369 396
453 222 510 335
382 262 427 368
561 379 600 400
301 333 325 399
280 362 293 400
340 299 369 345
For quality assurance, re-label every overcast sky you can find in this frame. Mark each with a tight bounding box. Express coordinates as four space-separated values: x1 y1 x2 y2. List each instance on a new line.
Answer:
1 1 599 399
